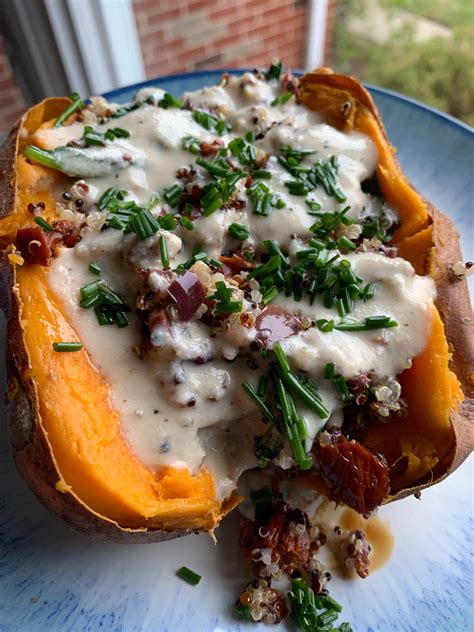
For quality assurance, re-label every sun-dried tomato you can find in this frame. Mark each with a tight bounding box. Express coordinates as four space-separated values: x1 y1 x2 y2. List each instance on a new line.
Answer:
199 139 224 156
219 253 256 274
318 433 390 516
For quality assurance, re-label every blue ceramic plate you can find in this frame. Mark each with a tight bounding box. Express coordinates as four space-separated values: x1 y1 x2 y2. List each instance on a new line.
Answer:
0 70 472 632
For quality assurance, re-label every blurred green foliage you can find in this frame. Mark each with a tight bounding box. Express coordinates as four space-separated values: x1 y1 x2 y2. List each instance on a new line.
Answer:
330 0 474 125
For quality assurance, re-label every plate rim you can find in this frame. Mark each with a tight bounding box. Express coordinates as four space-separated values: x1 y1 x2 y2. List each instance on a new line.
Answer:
102 67 474 136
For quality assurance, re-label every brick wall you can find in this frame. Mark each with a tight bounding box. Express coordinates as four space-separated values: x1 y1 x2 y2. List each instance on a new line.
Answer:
0 35 27 134
132 0 309 78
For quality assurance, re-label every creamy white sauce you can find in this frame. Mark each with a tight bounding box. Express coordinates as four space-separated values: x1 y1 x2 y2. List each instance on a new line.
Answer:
43 73 435 500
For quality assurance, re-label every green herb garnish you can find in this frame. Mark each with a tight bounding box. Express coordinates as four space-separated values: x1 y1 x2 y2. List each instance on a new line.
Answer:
54 92 84 127
228 137 256 166
158 92 181 109
52 342 84 352
163 184 182 208
288 577 352 632
334 315 398 331
246 181 285 215
180 216 194 231
234 602 252 620
129 208 161 240
252 169 272 180
228 223 249 240
25 143 141 178
241 381 278 425
265 60 283 81
159 234 169 269
176 566 201 586
273 342 329 420
323 362 354 403
88 261 102 275
79 279 130 328
33 216 54 231
192 109 231 135
271 91 293 106
182 135 201 154
211 280 243 314
280 152 347 202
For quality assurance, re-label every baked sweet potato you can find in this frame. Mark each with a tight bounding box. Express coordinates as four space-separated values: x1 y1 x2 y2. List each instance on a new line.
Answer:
0 69 472 544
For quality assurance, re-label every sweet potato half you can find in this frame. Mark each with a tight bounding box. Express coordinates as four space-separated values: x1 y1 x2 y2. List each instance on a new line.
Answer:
0 70 472 542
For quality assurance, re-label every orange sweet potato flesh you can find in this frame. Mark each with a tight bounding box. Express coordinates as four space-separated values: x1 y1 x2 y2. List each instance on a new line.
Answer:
0 71 472 541
300 69 473 499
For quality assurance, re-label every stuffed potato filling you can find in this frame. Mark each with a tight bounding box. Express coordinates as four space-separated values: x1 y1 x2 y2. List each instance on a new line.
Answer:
21 67 435 510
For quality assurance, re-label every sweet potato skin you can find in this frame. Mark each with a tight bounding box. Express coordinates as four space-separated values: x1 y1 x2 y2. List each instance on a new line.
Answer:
299 70 473 499
1 249 196 542
0 103 197 542
0 74 472 540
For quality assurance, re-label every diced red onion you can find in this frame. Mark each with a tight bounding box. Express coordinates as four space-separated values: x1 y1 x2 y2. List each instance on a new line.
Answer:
255 305 300 347
167 270 205 321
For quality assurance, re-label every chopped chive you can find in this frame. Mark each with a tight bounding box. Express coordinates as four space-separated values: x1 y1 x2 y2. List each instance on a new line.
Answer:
159 234 169 269
129 208 161 240
228 223 249 240
33 216 54 231
163 184 182 208
274 375 312 470
274 357 329 419
342 287 353 314
262 286 279 305
52 342 84 352
324 362 336 379
180 216 194 230
176 566 201 586
182 135 201 154
79 279 130 328
88 261 102 275
214 301 243 314
365 315 398 328
305 199 322 215
273 341 291 373
241 381 277 425
178 250 208 272
112 310 129 328
202 196 223 216
192 109 231 135
334 315 398 331
158 92 181 109
257 375 269 398
212 281 231 303
262 239 290 269
364 282 377 299
265 60 283 81
196 156 230 177
271 91 293 106
25 145 60 171
316 318 334 333
228 137 245 156
208 257 223 269
98 186 119 210
252 169 272 180
336 298 347 317
54 92 84 127
158 213 177 231
337 235 356 252
284 180 310 196
94 305 114 325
